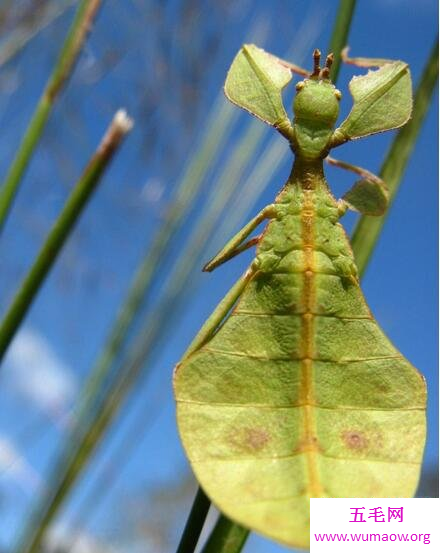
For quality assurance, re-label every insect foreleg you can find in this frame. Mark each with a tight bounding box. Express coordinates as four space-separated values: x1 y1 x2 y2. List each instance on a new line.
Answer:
265 50 310 77
341 46 395 68
326 156 389 216
203 204 276 272
205 235 261 271
177 269 255 363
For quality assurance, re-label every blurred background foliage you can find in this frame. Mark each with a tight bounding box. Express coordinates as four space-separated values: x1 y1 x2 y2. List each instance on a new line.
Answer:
0 1 437 552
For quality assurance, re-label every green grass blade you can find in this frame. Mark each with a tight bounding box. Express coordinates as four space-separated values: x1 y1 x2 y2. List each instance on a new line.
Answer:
12 97 238 553
0 110 133 367
73 96 236 434
14 113 261 551
328 0 357 82
0 0 77 68
15 390 120 553
352 39 439 276
0 0 102 233
6 109 132 552
175 487 211 553
14 337 134 553
70 19 273 437
35 117 272 549
15 306 175 553
201 515 249 553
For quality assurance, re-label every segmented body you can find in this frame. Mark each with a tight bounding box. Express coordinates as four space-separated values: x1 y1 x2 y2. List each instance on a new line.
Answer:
174 158 426 547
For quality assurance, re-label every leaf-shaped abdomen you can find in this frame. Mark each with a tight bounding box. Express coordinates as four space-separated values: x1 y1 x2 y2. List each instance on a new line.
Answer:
174 188 426 549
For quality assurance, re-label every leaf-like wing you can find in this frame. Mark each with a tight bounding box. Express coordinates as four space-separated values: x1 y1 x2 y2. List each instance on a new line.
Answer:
343 178 389 215
335 62 412 142
224 44 292 129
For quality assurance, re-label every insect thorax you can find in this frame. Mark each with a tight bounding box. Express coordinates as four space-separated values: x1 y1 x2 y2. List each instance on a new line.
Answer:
253 169 357 280
292 79 341 160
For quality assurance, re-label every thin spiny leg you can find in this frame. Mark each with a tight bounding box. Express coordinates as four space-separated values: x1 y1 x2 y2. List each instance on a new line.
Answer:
269 54 309 77
176 269 255 362
204 235 261 273
341 46 394 68
326 156 385 186
203 204 276 272
326 156 389 216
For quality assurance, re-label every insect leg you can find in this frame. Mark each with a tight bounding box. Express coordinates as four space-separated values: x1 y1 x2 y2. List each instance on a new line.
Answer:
266 51 310 77
203 204 276 272
326 156 389 216
177 268 255 362
205 235 261 272
326 156 385 183
341 46 395 68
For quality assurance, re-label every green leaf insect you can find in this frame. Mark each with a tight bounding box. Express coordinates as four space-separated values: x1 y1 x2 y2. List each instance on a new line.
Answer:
174 45 426 549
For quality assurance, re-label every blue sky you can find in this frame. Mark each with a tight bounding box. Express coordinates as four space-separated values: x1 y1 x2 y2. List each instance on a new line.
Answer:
0 1 438 552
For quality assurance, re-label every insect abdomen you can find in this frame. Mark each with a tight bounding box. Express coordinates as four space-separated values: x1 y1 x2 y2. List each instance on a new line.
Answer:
174 184 426 548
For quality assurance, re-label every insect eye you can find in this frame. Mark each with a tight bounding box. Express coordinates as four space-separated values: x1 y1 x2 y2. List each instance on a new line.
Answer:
335 89 342 100
296 82 305 91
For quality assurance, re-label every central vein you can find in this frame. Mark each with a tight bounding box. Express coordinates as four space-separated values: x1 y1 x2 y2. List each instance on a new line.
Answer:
299 186 323 498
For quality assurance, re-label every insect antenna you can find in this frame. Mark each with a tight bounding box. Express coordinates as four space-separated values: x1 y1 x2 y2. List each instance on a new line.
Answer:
311 48 321 77
325 52 334 69
319 52 333 79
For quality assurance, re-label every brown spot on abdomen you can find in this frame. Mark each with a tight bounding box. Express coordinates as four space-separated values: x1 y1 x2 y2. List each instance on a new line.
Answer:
228 426 271 453
342 430 369 450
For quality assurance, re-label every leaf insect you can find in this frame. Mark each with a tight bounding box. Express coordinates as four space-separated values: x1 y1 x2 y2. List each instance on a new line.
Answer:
174 45 426 549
